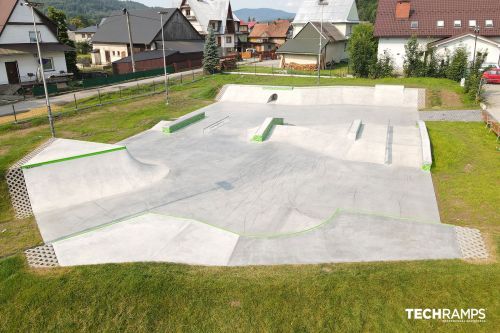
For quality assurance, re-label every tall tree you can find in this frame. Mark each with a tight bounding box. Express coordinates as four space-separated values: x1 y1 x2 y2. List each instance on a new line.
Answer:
347 23 378 78
203 28 220 74
47 7 78 74
403 36 425 77
446 47 469 82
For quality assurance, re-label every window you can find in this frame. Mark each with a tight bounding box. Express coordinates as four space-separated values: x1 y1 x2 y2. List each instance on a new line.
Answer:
485 20 494 27
437 20 444 28
410 21 418 29
469 20 477 27
226 36 232 43
186 9 190 16
29 31 41 43
41 58 54 71
454 20 462 28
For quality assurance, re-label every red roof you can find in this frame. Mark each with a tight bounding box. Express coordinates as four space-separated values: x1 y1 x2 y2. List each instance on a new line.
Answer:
374 0 500 37
0 0 18 36
248 20 290 38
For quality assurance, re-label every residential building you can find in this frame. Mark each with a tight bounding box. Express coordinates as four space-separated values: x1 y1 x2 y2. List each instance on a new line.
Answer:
277 22 348 69
0 0 72 86
91 8 202 67
236 20 249 52
72 25 98 43
374 0 500 70
248 20 291 52
179 0 239 55
292 0 360 37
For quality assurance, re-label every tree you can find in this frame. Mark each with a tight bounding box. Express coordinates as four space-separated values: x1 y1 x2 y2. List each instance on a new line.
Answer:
203 28 220 74
403 36 425 77
75 41 92 54
446 47 468 82
423 47 440 77
347 23 378 78
464 51 488 101
47 7 78 74
369 50 394 79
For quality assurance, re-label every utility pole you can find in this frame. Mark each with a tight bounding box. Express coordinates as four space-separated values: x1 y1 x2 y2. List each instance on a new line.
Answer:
24 1 55 137
472 25 480 66
159 11 169 105
123 8 136 73
317 0 329 85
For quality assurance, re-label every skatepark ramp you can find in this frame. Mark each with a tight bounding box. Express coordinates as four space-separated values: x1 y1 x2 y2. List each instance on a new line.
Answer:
22 139 168 214
218 84 420 108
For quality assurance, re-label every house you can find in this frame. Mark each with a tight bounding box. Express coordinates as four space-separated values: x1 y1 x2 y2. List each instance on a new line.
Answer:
0 0 73 86
248 20 291 52
72 25 98 43
374 0 500 70
235 20 250 52
277 22 348 69
91 8 202 67
292 0 360 37
179 0 239 55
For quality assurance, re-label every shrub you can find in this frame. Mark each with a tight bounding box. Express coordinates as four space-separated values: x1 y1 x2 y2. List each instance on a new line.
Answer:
446 47 468 81
347 23 378 78
369 50 394 78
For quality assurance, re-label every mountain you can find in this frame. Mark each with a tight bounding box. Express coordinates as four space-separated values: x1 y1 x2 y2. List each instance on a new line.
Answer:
37 0 164 23
234 8 295 23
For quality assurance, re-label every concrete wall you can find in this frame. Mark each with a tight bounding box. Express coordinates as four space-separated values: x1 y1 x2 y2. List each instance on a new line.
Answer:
0 25 58 44
282 54 317 66
377 37 439 70
92 44 132 65
112 52 203 75
0 52 67 85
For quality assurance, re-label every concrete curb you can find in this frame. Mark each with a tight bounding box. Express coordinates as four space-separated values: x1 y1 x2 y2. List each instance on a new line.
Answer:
347 119 362 141
163 111 205 134
418 120 433 171
252 117 284 142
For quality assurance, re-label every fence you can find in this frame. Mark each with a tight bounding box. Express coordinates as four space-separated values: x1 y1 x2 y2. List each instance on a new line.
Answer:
82 65 175 88
228 60 351 78
0 70 205 126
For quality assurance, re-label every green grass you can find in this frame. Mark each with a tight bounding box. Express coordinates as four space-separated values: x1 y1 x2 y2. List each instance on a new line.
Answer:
233 62 350 77
0 74 497 332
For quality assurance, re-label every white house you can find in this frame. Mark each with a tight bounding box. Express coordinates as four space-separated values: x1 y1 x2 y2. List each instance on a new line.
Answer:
292 0 360 38
0 0 72 86
374 0 500 70
179 0 239 55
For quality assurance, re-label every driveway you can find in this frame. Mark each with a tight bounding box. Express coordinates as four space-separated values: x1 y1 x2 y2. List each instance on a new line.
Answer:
484 83 500 121
0 68 203 117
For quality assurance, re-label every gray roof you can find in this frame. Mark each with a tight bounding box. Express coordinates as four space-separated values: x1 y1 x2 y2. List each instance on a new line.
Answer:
293 0 359 24
92 9 176 45
276 22 342 55
75 25 98 33
183 0 238 34
114 40 204 63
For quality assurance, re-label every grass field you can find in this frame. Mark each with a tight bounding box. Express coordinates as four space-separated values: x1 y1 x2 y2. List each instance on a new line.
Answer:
0 74 498 331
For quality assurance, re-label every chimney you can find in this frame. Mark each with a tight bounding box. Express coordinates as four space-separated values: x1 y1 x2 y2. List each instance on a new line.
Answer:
395 0 411 20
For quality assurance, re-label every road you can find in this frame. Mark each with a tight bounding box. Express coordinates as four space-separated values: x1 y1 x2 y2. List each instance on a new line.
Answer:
0 68 203 117
484 83 500 121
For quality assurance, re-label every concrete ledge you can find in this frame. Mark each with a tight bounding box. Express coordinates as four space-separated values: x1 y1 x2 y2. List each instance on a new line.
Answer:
418 120 433 171
252 117 284 142
347 119 362 140
163 111 205 134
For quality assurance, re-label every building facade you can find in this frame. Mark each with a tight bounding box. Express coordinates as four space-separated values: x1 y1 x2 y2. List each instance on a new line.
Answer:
248 20 291 52
374 0 500 70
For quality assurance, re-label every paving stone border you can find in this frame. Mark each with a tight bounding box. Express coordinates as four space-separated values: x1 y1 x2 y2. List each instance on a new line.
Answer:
455 226 489 260
6 138 55 219
419 110 482 122
25 244 59 268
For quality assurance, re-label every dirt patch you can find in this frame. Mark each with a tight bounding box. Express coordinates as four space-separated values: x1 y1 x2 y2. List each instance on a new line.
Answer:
440 90 463 108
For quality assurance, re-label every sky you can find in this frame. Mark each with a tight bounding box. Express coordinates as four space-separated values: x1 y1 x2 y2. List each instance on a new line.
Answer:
136 0 302 12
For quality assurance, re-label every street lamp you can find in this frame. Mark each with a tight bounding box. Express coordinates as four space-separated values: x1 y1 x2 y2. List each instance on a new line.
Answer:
23 1 55 137
123 8 136 73
472 25 480 66
317 0 329 85
158 11 169 105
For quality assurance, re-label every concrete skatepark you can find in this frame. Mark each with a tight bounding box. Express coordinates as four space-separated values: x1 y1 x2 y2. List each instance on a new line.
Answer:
19 84 477 266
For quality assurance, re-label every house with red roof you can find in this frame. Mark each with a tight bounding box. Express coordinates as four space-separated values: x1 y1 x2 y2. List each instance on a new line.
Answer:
248 20 291 52
374 0 500 70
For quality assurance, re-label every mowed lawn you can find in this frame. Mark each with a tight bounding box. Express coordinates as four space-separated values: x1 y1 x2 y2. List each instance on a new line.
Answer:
0 74 498 332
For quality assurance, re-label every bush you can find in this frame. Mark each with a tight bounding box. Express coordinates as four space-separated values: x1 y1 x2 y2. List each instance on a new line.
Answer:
347 23 378 78
446 47 468 82
403 36 425 77
76 41 92 54
369 51 394 78
464 51 488 101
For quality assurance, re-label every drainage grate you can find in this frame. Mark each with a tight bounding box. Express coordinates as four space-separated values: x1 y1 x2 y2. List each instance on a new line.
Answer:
25 244 59 268
455 227 488 260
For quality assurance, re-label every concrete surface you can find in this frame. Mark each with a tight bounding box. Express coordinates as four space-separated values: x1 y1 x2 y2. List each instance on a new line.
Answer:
23 85 462 266
484 84 500 121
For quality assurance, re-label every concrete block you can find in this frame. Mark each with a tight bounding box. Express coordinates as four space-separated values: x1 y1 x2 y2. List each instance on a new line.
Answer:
418 120 433 171
252 117 284 142
347 119 362 140
163 111 205 134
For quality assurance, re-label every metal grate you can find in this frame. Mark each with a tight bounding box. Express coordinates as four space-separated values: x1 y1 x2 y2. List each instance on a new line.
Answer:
5 138 55 219
25 244 59 268
455 226 488 260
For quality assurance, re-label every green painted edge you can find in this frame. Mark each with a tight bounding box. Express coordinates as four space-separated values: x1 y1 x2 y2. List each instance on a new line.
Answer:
51 207 445 244
251 118 284 143
422 164 432 171
163 112 205 134
262 86 294 91
22 146 127 169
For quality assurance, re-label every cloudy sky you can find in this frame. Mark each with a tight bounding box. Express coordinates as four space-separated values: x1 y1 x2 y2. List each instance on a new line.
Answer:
136 0 302 12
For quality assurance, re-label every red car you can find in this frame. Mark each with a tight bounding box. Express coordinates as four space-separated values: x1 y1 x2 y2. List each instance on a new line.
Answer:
482 68 500 84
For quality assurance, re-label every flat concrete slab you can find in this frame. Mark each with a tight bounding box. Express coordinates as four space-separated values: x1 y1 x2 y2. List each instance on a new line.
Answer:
22 85 467 266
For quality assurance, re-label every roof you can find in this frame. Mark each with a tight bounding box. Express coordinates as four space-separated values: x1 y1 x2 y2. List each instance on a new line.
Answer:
0 0 58 38
0 43 74 55
75 25 98 33
181 0 235 34
113 40 204 63
293 0 359 24
92 9 176 45
374 0 500 37
427 33 500 48
248 20 290 39
277 22 340 55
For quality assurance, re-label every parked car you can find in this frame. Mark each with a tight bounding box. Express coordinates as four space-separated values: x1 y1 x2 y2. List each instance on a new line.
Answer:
482 68 500 84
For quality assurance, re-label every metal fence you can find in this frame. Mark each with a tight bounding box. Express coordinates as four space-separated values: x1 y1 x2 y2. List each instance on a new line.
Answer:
0 70 204 126
228 60 351 78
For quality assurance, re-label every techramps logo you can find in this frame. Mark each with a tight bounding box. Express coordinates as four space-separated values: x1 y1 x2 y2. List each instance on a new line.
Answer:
405 308 487 323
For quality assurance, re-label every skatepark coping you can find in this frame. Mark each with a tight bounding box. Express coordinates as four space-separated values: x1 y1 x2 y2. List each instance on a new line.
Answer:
252 118 284 142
